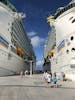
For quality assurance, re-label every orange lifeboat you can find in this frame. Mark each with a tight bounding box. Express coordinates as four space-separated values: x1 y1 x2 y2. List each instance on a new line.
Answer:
48 49 54 57
16 47 25 56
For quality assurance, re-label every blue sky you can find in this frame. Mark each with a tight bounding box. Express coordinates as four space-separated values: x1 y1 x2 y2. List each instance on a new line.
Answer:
10 0 71 66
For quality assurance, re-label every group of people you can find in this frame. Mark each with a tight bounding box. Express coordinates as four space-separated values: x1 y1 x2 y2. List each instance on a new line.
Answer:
43 71 58 88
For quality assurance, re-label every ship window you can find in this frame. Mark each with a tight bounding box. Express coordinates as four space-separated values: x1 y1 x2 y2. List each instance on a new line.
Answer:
70 36 74 41
71 48 75 51
69 17 73 20
72 19 75 23
70 65 75 68
66 50 69 54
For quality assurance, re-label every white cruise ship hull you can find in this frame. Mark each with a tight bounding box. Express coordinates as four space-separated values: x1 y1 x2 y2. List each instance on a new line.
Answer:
0 47 30 76
47 1 75 81
0 1 35 76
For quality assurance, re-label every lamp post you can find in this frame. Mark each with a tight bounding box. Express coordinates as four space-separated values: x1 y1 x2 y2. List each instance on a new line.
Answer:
24 58 33 75
30 60 33 75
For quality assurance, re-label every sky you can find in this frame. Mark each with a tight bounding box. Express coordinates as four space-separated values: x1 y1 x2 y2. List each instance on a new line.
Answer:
10 0 71 68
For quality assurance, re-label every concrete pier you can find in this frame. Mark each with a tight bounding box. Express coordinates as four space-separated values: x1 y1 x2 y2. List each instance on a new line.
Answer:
0 74 75 100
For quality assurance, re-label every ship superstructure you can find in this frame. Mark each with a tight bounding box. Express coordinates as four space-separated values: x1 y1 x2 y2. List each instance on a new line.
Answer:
0 0 36 76
43 26 56 70
43 0 75 81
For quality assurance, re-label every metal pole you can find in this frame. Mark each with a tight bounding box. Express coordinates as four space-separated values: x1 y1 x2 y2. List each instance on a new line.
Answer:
30 60 33 75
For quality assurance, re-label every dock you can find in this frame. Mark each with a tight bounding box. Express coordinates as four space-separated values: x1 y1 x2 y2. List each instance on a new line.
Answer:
0 74 75 100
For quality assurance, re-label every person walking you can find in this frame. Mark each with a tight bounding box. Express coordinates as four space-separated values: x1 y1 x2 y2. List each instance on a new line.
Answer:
52 72 58 88
20 70 23 78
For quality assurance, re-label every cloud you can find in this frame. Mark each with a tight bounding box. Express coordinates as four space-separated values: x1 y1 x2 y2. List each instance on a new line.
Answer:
28 31 37 37
31 36 45 48
36 60 44 66
27 31 45 48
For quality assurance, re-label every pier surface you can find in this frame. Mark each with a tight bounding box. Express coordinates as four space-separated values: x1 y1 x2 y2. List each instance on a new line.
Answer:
0 74 75 100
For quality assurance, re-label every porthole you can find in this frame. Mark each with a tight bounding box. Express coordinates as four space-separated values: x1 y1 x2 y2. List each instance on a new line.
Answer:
66 50 69 54
71 48 75 51
72 19 75 23
70 36 74 41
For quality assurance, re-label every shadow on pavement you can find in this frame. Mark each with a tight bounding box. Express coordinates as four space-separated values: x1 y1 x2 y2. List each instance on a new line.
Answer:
0 84 75 89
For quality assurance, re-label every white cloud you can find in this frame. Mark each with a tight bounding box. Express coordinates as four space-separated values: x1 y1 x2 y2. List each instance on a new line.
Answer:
36 60 44 66
31 36 45 48
27 31 45 48
28 31 37 37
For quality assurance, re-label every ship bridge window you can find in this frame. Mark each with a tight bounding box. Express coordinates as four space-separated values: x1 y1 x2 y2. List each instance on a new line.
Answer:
72 19 75 23
71 48 75 51
70 36 74 41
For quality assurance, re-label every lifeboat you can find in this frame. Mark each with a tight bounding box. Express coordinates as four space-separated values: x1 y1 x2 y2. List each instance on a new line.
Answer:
48 49 55 57
47 16 54 23
16 47 25 56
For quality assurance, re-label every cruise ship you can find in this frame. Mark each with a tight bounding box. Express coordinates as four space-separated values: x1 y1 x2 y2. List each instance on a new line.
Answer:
43 0 75 81
0 0 36 76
